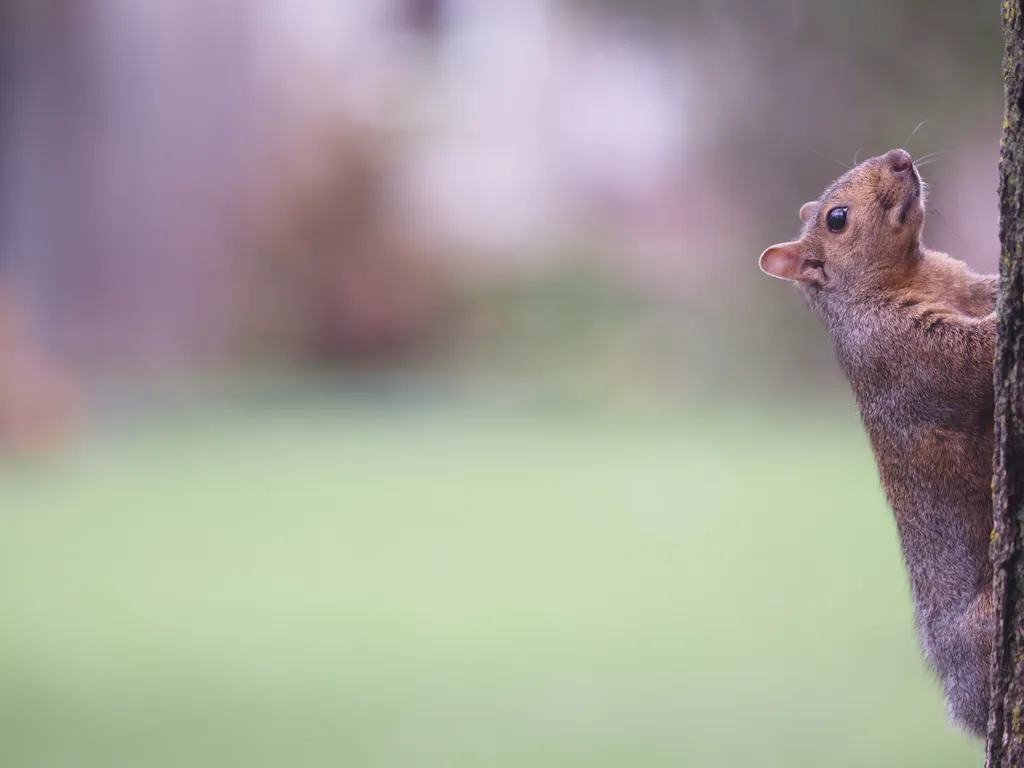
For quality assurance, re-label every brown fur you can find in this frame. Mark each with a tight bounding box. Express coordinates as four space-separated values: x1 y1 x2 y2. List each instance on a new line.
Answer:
760 149 996 737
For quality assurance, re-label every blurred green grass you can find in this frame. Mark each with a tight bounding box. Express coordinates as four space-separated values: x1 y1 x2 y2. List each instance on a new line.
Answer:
0 401 980 767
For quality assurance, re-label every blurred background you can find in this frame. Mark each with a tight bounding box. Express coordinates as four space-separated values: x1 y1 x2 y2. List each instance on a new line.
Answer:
0 0 1004 765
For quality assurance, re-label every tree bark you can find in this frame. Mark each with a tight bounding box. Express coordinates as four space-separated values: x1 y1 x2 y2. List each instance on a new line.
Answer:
985 2 1024 765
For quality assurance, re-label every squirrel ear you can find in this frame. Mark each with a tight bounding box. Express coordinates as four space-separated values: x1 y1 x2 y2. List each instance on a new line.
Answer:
760 241 808 282
799 202 816 222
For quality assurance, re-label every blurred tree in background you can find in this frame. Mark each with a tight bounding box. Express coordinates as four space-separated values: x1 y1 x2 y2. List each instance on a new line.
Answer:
247 128 453 365
0 0 1009 403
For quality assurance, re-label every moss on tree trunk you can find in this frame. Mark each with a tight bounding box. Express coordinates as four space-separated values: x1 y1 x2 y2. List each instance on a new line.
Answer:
985 2 1024 765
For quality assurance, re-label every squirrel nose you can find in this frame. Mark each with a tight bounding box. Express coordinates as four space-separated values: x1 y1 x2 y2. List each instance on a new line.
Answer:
887 149 913 174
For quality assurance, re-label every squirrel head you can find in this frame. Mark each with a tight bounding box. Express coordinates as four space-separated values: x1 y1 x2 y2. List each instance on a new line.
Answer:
759 149 926 295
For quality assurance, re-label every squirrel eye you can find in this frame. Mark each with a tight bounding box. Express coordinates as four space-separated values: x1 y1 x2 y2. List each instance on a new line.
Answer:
827 207 848 232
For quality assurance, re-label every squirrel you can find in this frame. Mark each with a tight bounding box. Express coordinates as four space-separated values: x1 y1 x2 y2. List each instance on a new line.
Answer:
759 148 997 737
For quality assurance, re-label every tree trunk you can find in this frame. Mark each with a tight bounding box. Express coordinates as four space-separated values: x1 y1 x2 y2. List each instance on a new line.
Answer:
985 2 1024 765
